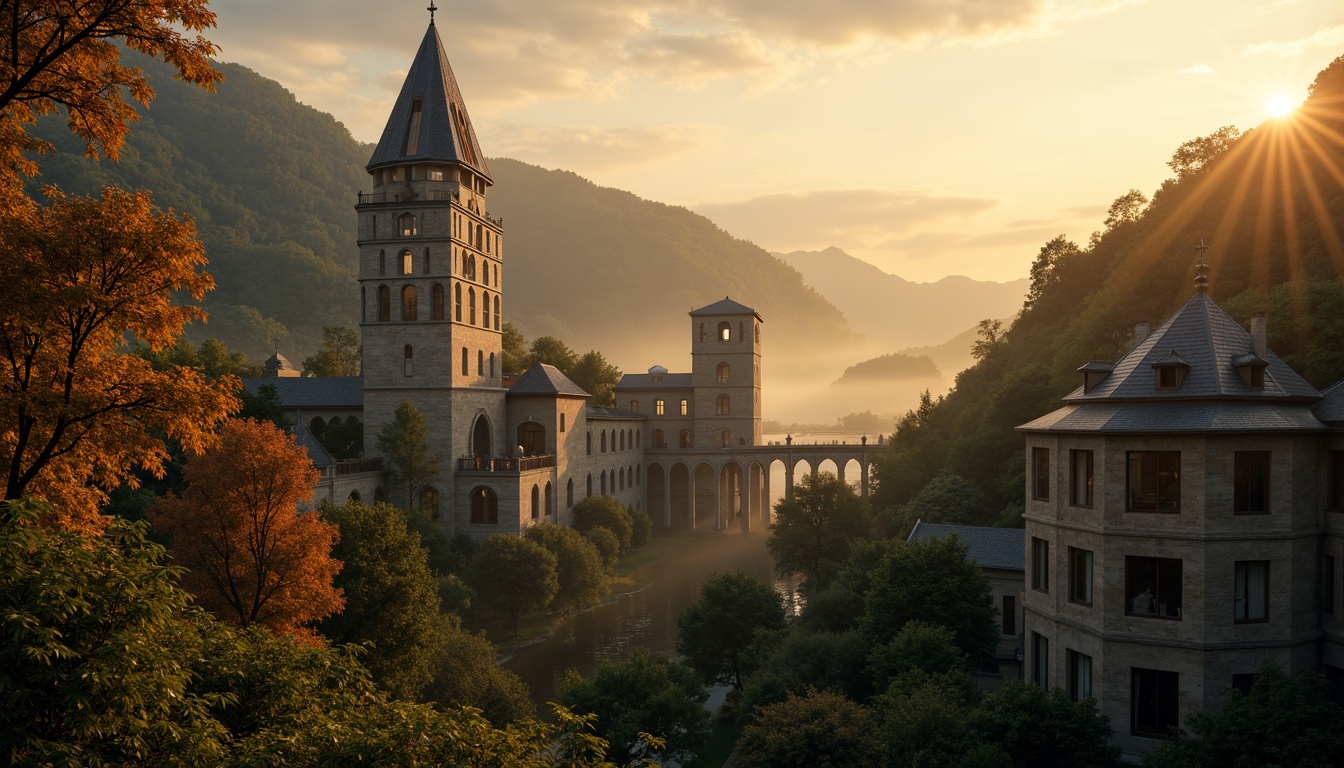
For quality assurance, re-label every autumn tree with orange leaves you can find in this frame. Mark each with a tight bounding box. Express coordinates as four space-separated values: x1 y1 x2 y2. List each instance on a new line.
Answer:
153 418 344 638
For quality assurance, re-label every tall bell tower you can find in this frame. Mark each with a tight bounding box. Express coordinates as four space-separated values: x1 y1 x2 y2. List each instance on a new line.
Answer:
358 9 506 513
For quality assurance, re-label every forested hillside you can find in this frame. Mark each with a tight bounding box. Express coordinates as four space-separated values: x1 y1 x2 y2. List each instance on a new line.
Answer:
29 55 856 372
873 54 1344 523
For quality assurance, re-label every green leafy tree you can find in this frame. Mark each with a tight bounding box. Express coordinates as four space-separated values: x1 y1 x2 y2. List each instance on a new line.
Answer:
585 526 621 569
572 495 635 551
882 472 989 538
569 350 622 405
376 399 441 509
867 620 968 694
317 501 446 701
238 382 289 427
1025 236 1082 309
768 472 870 589
526 335 581 373
677 570 787 690
1143 661 1344 768
320 415 364 460
874 670 979 768
525 523 611 614
736 689 883 768
629 506 653 548
738 629 871 718
558 648 710 766
502 321 529 375
1167 125 1241 180
468 535 559 636
430 622 536 725
1103 189 1149 231
301 325 361 377
970 318 1007 361
967 682 1119 768
862 535 1000 665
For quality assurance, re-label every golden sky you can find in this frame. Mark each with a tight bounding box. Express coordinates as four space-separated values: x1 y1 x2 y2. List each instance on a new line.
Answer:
208 0 1343 283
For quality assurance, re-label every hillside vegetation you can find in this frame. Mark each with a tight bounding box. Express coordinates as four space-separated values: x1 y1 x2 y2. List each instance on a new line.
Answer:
872 54 1344 522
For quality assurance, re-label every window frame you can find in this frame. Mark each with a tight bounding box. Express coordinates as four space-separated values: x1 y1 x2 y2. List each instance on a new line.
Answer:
1233 560 1270 623
1032 446 1050 501
1127 451 1181 512
1233 451 1270 514
1069 449 1094 507
1068 546 1094 606
1131 667 1179 739
1031 537 1050 593
1125 555 1183 620
1067 649 1093 702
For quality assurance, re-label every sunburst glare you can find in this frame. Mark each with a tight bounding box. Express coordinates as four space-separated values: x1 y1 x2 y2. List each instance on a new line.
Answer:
1267 95 1295 118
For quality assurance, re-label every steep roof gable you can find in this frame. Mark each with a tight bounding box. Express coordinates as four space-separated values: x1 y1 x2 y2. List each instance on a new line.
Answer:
367 21 489 178
508 363 589 397
689 297 762 320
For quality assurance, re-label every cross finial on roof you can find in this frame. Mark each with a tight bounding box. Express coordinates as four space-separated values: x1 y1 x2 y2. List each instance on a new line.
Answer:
1194 239 1210 293
427 1 437 23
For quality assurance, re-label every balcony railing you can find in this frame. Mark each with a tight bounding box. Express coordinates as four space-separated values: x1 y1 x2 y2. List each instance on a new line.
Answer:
457 455 555 472
329 457 384 476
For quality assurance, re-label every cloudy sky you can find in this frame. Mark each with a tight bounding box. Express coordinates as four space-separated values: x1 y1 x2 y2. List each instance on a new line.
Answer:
207 0 1342 283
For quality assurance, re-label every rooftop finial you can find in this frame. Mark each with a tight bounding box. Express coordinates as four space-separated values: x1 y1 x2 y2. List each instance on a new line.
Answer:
427 1 437 23
1194 239 1210 293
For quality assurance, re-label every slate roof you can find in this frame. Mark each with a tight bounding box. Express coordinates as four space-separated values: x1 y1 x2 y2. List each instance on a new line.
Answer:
293 423 335 468
689 297 762 321
1063 292 1318 403
367 21 489 179
907 522 1025 571
615 372 694 390
508 363 588 397
1315 379 1344 425
586 406 645 420
241 377 364 409
1019 401 1325 433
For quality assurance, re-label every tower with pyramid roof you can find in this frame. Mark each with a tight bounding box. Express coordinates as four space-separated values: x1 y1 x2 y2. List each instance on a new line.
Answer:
357 11 509 524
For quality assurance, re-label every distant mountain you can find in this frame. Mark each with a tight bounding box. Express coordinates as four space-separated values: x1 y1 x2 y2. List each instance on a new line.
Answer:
775 247 1027 352
30 56 857 375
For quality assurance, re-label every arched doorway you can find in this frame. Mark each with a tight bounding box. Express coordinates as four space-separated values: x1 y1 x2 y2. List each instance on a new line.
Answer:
471 415 491 457
471 487 498 524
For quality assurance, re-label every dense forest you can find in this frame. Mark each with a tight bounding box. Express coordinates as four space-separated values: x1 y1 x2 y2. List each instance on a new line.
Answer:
872 54 1344 524
28 55 855 372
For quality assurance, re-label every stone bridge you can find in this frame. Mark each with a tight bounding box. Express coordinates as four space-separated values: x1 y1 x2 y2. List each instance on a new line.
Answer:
644 442 880 532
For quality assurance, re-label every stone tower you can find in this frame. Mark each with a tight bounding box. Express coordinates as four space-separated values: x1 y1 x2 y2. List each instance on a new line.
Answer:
690 298 762 447
358 14 506 517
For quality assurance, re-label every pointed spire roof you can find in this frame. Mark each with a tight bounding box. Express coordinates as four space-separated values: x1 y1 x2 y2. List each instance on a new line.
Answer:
368 21 489 179
689 297 763 321
508 363 589 397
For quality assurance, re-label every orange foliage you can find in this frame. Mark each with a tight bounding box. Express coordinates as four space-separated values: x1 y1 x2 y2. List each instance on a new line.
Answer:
0 0 219 185
0 187 237 531
152 418 344 639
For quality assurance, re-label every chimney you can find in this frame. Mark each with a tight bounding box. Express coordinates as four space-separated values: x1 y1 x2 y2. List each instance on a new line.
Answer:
1251 312 1267 356
1133 322 1151 349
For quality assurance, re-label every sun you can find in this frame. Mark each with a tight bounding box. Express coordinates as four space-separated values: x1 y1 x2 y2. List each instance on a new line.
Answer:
1266 95 1294 118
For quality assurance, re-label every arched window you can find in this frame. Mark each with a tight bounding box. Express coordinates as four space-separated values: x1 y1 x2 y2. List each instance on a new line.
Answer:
721 430 730 447
361 286 367 321
348 489 362 503
378 249 386 276
431 283 444 320
373 486 386 504
531 485 540 520
636 430 641 447
719 321 731 341
470 487 498 524
489 352 495 378
680 429 691 448
418 487 440 520
461 347 468 375
398 213 417 237
601 470 607 495
493 295 501 329
423 247 431 274
601 431 608 453
716 363 730 384
403 345 413 377
716 394 730 415
469 255 476 280
587 473 593 497
636 465 641 484
586 433 592 455
471 415 491 457
468 288 476 324
378 285 390 322
401 285 417 320
619 468 625 491
620 431 626 451
545 482 554 518
400 249 413 275
481 291 490 326
477 349 484 375
493 264 498 286
567 479 574 508
560 413 567 432
455 283 462 321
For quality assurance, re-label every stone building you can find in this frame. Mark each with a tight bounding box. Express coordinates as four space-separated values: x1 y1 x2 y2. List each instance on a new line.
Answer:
1018 266 1344 759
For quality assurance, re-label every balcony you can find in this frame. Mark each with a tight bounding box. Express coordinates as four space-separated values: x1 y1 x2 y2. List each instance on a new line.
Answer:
458 455 555 473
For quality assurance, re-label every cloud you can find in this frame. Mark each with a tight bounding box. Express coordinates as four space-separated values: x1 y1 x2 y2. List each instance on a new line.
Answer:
1178 64 1215 75
873 226 1060 258
1241 24 1344 57
694 188 996 250
487 123 706 171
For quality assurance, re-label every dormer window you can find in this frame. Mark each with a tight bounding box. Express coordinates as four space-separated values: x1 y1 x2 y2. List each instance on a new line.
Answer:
1232 352 1268 390
1152 351 1189 390
1078 361 1113 394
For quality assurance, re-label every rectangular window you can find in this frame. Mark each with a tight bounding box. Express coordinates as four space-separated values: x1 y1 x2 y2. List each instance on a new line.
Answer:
1234 451 1270 514
1126 556 1182 619
1068 649 1093 702
1032 447 1050 500
630 400 639 413
1331 451 1344 510
655 399 664 416
1069 547 1094 605
1325 554 1336 616
1132 668 1179 738
1234 560 1269 623
1127 451 1181 512
1070 449 1094 507
680 399 688 416
1031 537 1050 593
1002 595 1016 636
1031 632 1048 688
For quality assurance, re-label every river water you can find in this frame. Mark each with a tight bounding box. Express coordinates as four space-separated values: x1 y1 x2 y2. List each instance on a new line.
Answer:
503 529 798 712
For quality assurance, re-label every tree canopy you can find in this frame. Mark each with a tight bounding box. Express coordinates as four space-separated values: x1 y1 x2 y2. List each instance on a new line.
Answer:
525 523 611 614
302 325 361 376
376 399 441 510
736 689 883 768
677 570 787 690
768 472 870 589
468 534 559 636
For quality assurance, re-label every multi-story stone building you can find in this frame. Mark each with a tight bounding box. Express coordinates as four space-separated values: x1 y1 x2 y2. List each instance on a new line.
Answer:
1019 265 1344 758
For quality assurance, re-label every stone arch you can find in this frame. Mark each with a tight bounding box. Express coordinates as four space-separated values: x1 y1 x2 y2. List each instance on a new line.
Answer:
716 362 730 383
601 470 607 495
454 282 462 321
567 478 574 509
652 429 666 449
377 285 390 322
545 481 554 518
647 463 667 525
620 431 626 451
347 489 362 503
468 287 476 324
374 486 386 504
470 413 491 457
718 321 731 341
530 484 540 520
601 431 607 453
694 463 718 527
586 473 593 497
470 487 498 525
309 415 327 439
398 212 417 237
